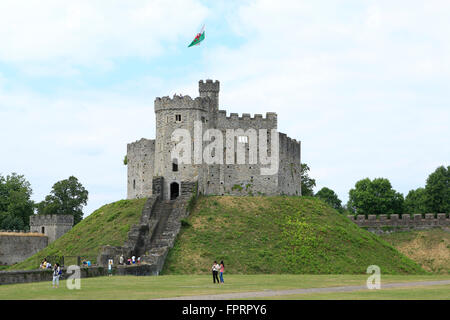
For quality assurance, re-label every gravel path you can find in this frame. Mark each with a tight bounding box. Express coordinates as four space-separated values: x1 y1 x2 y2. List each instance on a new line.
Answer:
155 280 450 300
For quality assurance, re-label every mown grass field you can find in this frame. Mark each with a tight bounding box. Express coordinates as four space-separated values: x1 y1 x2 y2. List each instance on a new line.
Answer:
163 196 425 275
9 198 147 270
380 228 450 274
0 274 448 300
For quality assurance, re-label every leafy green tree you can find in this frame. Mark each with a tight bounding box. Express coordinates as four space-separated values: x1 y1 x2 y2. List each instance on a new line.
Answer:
347 178 404 215
424 165 449 213
0 173 35 230
404 188 428 214
301 163 316 196
315 187 343 213
37 176 88 225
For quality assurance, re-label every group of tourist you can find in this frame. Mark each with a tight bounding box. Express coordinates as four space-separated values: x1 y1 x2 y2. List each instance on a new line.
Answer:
40 258 52 269
211 260 225 284
40 259 62 288
119 254 141 265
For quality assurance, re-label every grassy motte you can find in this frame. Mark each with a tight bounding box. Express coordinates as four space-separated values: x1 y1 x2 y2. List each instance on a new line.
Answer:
163 196 425 275
381 228 450 274
9 198 147 270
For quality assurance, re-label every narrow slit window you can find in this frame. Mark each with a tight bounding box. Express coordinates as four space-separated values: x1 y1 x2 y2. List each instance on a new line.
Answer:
172 159 178 172
175 114 182 122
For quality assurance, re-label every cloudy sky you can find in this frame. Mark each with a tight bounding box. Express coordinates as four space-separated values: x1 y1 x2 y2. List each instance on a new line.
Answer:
0 0 449 217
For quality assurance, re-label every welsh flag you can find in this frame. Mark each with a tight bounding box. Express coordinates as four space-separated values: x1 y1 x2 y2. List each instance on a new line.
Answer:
188 25 205 47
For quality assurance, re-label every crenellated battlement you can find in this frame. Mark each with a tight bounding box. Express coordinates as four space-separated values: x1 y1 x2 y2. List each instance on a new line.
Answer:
154 95 211 112
29 214 74 226
199 79 220 93
217 110 277 122
348 213 449 232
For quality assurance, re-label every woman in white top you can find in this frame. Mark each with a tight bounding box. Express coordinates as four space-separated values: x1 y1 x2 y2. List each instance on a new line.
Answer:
52 263 61 288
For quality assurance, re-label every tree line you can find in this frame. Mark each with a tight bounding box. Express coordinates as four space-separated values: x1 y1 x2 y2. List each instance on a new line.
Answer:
302 164 449 216
0 174 88 231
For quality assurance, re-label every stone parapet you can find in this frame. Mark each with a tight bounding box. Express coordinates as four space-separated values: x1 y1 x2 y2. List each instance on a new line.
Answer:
348 213 449 230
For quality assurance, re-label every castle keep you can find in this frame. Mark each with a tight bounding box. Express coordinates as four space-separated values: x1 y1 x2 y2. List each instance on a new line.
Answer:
127 80 302 200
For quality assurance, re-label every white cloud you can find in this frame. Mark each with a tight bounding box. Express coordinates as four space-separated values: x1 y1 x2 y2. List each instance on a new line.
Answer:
0 83 159 216
193 0 450 203
0 0 209 73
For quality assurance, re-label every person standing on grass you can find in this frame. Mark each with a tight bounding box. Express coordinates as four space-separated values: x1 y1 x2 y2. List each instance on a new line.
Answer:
219 261 225 284
108 259 113 276
212 261 220 284
52 263 61 288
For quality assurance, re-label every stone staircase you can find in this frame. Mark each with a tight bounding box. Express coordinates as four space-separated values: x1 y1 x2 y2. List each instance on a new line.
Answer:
140 198 189 274
98 195 191 274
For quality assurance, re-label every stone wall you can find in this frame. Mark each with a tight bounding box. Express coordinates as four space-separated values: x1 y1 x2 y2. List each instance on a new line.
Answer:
348 213 450 232
127 138 155 199
0 265 159 285
212 110 280 196
0 232 48 265
277 133 302 196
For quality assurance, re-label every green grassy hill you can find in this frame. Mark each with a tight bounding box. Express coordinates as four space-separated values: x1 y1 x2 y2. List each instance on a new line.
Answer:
163 196 426 275
9 198 147 270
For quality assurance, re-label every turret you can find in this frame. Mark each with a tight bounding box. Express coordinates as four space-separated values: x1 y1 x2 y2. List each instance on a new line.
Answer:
199 79 220 126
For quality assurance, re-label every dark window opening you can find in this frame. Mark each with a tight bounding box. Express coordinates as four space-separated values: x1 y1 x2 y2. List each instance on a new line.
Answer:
133 180 136 190
172 159 178 172
175 114 181 122
170 182 180 200
41 226 45 234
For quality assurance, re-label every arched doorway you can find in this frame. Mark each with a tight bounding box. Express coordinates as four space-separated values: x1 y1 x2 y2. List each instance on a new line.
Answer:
170 182 179 200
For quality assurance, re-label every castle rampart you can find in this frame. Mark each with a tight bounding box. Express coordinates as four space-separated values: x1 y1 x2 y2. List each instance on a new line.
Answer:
154 95 211 112
348 213 450 233
217 110 277 130
0 232 48 265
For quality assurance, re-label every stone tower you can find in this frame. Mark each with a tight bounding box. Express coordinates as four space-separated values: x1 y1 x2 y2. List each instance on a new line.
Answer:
29 214 74 244
126 79 302 200
153 92 212 200
199 79 220 126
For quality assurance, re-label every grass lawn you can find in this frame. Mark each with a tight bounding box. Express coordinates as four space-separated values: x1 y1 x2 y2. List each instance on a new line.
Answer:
255 284 450 300
0 274 449 300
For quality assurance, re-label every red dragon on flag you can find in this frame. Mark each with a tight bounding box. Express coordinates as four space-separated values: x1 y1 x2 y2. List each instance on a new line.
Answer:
188 25 205 47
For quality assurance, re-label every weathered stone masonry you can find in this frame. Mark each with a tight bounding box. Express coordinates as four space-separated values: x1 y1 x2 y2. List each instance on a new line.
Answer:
126 79 302 201
0 232 48 265
29 214 74 244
